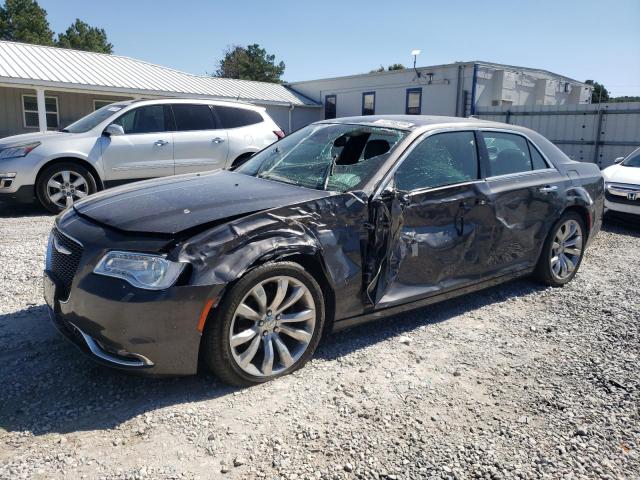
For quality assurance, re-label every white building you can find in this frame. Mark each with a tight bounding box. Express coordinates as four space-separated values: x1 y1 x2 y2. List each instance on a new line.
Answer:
288 61 592 120
0 40 320 138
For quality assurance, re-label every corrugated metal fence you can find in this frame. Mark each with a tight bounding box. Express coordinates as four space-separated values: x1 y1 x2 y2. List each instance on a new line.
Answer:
476 102 640 167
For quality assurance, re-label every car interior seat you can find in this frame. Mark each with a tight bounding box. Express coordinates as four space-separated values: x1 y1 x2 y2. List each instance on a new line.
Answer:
363 139 391 160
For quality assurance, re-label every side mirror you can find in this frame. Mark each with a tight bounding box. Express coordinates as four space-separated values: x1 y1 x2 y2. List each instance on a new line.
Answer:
103 124 124 137
614 156 625 164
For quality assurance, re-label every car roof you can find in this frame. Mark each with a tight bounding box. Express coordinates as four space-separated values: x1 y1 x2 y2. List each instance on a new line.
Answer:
316 114 491 129
316 114 527 133
113 98 265 111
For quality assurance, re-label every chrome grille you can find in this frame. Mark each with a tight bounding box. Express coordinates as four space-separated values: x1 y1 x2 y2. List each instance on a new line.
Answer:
47 227 83 300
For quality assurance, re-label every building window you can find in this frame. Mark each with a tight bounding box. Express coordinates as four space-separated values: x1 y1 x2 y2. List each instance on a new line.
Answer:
94 99 120 111
22 94 58 129
405 88 422 115
325 95 336 119
362 91 375 116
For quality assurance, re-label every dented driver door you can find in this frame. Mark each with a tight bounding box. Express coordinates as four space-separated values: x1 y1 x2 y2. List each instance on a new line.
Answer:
366 130 490 309
368 182 489 308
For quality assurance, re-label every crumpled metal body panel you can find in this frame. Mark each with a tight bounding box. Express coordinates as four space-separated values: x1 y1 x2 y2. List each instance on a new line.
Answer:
175 192 370 320
174 164 604 324
365 165 603 312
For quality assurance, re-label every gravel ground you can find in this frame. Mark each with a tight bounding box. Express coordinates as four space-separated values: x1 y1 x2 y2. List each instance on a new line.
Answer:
0 203 638 480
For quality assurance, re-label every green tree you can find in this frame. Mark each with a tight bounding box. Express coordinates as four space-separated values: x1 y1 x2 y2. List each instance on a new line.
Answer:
215 44 285 83
0 0 53 45
609 95 640 103
370 64 405 73
585 80 610 103
387 63 405 71
56 18 113 53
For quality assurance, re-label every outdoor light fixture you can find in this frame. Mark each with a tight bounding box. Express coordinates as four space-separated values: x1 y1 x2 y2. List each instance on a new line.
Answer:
411 49 422 79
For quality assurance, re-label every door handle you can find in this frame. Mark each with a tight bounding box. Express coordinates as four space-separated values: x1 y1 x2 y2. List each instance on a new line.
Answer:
154 140 169 146
538 185 558 193
212 137 225 144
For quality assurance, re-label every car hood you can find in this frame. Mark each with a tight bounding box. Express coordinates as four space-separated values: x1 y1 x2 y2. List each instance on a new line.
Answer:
73 170 332 235
602 164 640 185
0 130 79 146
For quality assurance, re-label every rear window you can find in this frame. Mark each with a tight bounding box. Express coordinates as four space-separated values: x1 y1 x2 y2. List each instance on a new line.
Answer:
172 104 216 131
214 106 263 129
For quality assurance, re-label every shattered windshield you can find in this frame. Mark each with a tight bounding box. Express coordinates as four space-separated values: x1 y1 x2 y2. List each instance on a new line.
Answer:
236 123 408 192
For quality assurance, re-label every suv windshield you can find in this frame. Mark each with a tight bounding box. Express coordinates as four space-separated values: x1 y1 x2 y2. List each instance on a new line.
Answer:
622 148 640 167
62 103 128 133
236 123 408 192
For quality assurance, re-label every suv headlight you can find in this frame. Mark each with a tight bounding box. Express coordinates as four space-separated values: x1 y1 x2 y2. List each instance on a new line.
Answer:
94 251 185 290
0 141 41 160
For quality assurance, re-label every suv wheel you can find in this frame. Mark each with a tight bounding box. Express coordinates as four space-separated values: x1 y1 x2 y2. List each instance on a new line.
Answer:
36 163 97 214
202 262 325 386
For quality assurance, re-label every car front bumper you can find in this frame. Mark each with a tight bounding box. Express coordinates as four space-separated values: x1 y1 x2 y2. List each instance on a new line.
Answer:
45 212 222 376
605 198 640 216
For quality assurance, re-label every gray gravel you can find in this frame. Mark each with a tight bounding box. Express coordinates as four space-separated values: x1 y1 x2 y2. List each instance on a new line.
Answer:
0 203 638 479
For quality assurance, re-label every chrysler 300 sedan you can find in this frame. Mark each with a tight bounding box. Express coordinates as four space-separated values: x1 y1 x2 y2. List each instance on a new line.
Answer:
44 116 604 385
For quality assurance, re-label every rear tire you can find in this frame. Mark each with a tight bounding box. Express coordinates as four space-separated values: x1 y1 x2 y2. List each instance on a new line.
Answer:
534 211 586 287
202 262 325 386
36 162 97 214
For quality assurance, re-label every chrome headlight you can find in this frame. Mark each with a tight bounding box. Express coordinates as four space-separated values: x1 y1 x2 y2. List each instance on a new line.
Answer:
0 141 40 160
93 251 185 290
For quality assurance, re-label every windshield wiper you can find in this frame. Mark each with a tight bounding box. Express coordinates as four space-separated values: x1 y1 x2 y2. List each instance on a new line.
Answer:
60 128 70 132
321 155 338 190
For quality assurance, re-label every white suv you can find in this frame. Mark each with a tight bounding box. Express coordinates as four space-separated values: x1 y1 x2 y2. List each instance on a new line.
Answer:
0 98 284 212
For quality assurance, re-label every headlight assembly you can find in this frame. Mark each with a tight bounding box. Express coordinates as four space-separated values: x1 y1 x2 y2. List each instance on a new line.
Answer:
0 141 40 160
93 251 185 290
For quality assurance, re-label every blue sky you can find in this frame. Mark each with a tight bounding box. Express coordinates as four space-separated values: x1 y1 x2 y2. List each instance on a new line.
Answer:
37 0 640 97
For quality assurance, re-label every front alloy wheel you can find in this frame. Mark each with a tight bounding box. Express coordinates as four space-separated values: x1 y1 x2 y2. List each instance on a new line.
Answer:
202 262 325 386
46 170 90 209
36 162 97 214
229 276 316 377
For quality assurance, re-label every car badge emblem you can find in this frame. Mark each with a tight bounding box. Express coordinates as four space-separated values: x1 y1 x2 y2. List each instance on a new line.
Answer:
53 236 72 255
627 192 638 201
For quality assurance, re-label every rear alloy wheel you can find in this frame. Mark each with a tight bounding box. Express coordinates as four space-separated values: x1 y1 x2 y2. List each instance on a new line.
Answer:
535 212 586 287
203 262 325 386
36 163 97 214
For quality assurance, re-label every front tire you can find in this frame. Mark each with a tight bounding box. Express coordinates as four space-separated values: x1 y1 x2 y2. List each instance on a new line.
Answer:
534 211 586 287
36 162 97 214
202 262 325 386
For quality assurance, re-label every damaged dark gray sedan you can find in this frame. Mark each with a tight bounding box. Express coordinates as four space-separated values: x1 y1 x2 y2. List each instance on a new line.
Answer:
44 116 604 385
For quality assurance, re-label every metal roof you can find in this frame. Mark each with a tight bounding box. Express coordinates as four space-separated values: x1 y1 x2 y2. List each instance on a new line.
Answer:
0 40 319 107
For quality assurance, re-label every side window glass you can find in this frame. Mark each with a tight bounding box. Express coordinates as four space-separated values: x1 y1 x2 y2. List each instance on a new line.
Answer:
172 104 216 131
214 106 263 129
114 105 167 134
529 142 549 170
483 132 533 176
395 131 479 192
